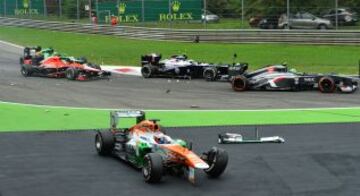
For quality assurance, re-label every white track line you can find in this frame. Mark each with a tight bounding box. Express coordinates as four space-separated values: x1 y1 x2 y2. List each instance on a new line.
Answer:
1 101 360 112
0 40 23 49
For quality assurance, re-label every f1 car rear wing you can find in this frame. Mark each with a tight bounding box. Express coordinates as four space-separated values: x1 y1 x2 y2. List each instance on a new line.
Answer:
110 110 146 129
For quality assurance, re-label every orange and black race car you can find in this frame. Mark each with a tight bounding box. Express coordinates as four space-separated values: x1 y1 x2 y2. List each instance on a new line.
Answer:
20 47 111 81
95 110 228 184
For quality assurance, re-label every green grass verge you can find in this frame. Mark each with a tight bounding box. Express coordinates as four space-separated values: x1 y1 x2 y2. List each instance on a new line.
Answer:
0 26 359 74
1 102 360 132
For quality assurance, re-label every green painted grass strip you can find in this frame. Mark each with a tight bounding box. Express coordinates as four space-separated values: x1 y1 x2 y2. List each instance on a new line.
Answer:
1 102 360 132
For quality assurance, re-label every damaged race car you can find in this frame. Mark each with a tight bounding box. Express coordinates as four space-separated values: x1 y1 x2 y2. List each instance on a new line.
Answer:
231 64 358 93
140 53 210 79
95 110 228 184
203 62 249 81
19 46 111 81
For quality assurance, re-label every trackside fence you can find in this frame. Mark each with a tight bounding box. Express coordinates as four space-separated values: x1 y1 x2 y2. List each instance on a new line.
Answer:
1 17 360 44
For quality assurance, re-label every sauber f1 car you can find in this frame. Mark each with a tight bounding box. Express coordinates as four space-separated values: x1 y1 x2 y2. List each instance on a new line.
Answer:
141 53 210 79
231 64 358 93
95 110 228 184
20 47 111 80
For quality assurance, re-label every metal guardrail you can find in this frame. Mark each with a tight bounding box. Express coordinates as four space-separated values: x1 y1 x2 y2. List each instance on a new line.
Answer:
1 17 360 45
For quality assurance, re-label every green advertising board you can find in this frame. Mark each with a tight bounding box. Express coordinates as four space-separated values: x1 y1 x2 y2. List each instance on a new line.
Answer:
0 0 44 16
97 0 202 23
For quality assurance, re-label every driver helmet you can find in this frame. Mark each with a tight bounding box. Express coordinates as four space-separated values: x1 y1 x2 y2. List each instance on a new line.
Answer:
35 46 42 52
53 52 61 57
154 135 166 144
289 68 297 73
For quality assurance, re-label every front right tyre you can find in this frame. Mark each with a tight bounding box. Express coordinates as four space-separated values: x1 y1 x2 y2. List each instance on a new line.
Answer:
203 147 228 178
232 75 248 91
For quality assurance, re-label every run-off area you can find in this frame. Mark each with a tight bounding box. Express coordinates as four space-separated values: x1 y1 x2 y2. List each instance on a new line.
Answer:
0 123 359 196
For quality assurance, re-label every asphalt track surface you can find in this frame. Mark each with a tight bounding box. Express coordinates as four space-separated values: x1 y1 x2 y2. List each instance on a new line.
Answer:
0 123 359 196
1 42 360 109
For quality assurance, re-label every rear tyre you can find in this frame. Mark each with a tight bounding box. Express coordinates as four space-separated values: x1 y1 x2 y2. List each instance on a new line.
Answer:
232 76 248 91
203 68 217 81
95 130 115 156
20 64 33 77
143 153 163 183
203 147 228 178
66 68 79 80
141 65 156 78
319 76 336 93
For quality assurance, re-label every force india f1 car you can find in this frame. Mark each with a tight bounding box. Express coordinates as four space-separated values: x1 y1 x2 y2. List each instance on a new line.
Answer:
140 53 210 79
95 110 228 184
20 47 111 80
231 64 358 93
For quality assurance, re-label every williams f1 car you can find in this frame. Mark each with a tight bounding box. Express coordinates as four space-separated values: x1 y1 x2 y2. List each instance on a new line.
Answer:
203 62 249 81
95 110 228 184
20 47 111 80
231 64 358 93
141 53 210 79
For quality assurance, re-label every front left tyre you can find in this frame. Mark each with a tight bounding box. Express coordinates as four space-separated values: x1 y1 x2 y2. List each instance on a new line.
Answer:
141 65 156 78
20 64 33 77
66 68 79 80
203 67 217 81
318 76 336 93
143 153 163 183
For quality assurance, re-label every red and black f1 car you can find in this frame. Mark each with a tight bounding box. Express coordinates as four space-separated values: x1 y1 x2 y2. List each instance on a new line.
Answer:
20 47 111 81
231 64 358 93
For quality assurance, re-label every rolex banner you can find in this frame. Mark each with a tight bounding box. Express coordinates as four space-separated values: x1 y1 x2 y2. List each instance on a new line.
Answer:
97 0 202 23
0 0 44 16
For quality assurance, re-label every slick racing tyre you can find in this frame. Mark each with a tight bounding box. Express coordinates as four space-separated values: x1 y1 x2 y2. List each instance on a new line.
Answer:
232 75 248 92
143 153 163 183
319 76 336 93
203 67 217 81
203 147 228 178
95 130 115 156
66 68 79 80
20 64 33 77
141 65 156 78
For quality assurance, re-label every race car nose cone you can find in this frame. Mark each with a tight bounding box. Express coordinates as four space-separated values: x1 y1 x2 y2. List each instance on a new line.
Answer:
195 162 209 169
